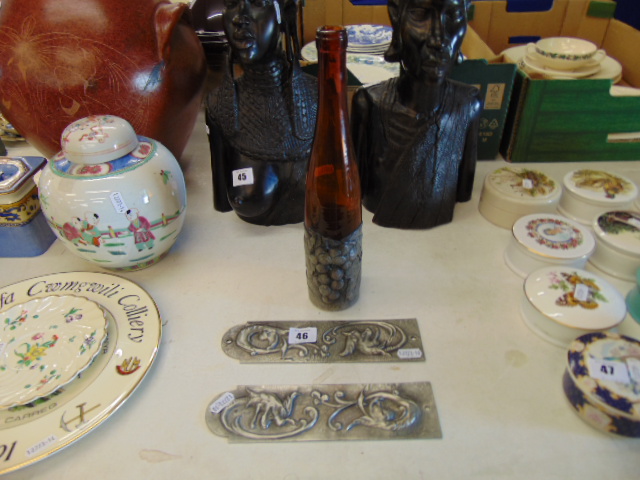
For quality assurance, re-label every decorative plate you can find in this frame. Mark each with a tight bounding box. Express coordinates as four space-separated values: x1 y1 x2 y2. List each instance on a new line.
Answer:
502 45 623 83
521 54 601 79
0 295 108 409
514 214 595 259
0 272 161 475
345 24 392 47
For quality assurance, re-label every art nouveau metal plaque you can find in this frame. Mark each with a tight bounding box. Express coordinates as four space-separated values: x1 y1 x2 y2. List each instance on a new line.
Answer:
206 382 441 442
221 319 425 363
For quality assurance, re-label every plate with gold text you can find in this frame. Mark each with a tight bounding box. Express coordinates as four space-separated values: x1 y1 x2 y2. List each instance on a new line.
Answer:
0 272 161 475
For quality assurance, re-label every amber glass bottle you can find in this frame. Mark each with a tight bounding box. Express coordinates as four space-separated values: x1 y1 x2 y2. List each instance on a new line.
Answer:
304 26 362 311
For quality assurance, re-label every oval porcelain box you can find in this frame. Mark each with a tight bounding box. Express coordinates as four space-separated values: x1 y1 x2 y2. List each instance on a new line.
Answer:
558 169 638 225
563 332 640 437
478 166 561 229
505 213 596 278
589 211 640 282
626 268 640 325
521 266 626 347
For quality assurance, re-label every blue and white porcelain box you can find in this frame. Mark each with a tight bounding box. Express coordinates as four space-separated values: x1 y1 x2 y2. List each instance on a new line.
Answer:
0 156 56 257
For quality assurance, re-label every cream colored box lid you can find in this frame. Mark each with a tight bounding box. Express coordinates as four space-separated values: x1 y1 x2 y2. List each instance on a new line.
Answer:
513 214 595 260
562 169 638 205
524 266 626 331
485 166 561 205
593 211 640 257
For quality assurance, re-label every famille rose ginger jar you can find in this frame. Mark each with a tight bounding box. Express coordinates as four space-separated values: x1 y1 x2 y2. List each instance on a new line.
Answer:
38 115 187 271
0 0 206 161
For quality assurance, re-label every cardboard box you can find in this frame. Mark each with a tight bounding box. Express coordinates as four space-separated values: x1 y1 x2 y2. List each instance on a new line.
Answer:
470 0 640 162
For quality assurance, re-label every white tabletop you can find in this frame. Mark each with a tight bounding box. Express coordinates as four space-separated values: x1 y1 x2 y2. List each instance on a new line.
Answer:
2 112 640 479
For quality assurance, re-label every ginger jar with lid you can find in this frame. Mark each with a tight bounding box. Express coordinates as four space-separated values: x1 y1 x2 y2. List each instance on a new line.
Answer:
38 115 187 271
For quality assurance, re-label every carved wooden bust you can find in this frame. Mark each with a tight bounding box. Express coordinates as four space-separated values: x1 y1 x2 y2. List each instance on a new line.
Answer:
206 0 317 225
351 0 481 229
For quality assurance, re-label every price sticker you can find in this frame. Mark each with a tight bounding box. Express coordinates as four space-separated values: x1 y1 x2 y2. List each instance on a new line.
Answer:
232 168 254 187
573 283 590 302
587 356 631 384
110 192 128 214
26 435 57 458
288 327 318 345
210 392 235 414
397 348 423 360
627 357 640 384
522 178 534 189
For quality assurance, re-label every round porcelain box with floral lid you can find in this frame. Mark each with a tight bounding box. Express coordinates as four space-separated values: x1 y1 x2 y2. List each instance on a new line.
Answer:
521 266 627 347
505 213 595 278
478 166 561 229
589 211 640 281
557 169 638 225
38 115 187 271
562 332 640 437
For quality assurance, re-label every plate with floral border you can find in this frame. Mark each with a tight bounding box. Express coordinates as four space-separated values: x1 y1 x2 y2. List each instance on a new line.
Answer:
0 295 108 409
0 271 161 475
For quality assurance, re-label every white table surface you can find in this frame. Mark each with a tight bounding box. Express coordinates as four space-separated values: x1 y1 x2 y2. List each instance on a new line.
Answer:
2 112 640 480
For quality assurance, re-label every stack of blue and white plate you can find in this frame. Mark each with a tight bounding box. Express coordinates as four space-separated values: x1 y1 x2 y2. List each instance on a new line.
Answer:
345 24 392 55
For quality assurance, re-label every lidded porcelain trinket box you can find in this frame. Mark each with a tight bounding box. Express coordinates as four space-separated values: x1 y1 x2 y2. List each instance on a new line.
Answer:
38 115 187 270
521 266 626 347
478 166 561 229
557 169 638 225
589 211 640 281
626 268 640 326
505 213 595 278
563 332 640 437
0 156 56 256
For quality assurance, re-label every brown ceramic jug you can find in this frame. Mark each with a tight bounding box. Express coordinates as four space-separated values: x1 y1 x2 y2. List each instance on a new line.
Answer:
0 0 207 161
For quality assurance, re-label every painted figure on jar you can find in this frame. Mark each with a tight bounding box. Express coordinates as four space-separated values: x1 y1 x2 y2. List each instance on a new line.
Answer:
206 0 317 226
351 0 481 229
126 208 155 251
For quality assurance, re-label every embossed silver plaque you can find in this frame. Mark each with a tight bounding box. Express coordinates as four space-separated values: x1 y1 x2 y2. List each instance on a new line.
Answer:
205 382 442 442
221 318 425 363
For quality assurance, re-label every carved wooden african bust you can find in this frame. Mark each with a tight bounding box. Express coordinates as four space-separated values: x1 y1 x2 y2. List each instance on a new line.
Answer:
206 0 317 226
351 0 481 229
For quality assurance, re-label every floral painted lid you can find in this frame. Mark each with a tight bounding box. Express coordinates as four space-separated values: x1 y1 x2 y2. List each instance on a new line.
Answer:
486 167 560 202
51 115 159 179
593 211 640 257
513 213 595 260
567 332 640 419
524 266 626 330
562 169 638 205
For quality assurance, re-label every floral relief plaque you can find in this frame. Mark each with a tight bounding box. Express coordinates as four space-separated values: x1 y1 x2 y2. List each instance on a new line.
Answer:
206 382 442 442
221 319 425 363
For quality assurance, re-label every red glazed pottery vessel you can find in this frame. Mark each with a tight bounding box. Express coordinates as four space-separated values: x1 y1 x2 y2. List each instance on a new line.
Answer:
0 0 207 161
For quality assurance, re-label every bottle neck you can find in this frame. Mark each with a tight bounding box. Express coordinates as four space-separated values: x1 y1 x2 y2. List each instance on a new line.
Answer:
315 27 349 115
